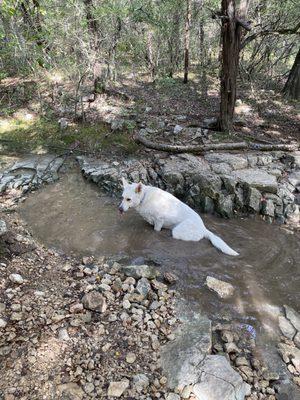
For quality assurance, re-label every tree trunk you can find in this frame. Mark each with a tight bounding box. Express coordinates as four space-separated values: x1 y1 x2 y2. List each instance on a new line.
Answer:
283 47 300 100
146 29 155 81
168 8 180 78
183 0 192 83
219 0 250 132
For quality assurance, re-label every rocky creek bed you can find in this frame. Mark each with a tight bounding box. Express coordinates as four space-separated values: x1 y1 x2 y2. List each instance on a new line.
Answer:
0 153 300 399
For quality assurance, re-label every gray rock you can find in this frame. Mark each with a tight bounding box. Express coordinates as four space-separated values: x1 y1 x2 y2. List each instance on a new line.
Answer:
216 194 234 218
245 186 261 212
278 316 296 340
0 220 7 236
82 291 107 313
9 273 24 284
174 125 183 134
84 383 94 394
284 305 300 332
107 380 129 397
205 153 248 170
58 328 70 341
232 169 278 193
166 394 180 400
125 352 136 364
136 277 151 297
294 332 300 348
203 117 218 128
193 355 250 400
206 276 234 299
262 199 275 217
0 318 7 328
132 374 150 392
160 308 211 390
111 119 126 131
57 383 84 400
121 265 159 280
288 170 300 188
0 345 12 356
211 163 232 175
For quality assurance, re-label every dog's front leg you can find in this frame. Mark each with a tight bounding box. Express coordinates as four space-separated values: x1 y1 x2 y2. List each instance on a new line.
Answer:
154 220 163 232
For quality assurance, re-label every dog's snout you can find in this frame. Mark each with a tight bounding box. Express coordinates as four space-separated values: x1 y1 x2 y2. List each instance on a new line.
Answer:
118 204 124 214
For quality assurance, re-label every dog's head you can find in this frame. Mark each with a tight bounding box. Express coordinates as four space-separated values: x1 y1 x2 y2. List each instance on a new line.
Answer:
119 178 144 213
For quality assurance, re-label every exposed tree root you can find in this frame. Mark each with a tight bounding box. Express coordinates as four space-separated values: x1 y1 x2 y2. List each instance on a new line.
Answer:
135 132 299 154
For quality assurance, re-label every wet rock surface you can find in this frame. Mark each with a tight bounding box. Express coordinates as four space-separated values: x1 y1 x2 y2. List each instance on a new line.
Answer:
0 155 64 195
277 305 300 389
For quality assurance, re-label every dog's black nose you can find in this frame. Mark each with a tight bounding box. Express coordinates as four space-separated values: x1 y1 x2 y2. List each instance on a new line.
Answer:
118 205 124 214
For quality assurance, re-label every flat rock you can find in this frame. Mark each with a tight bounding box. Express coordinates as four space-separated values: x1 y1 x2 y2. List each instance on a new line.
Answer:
284 305 300 332
232 169 278 193
279 315 297 340
193 355 250 400
204 153 248 170
206 276 234 299
107 380 129 397
160 303 211 390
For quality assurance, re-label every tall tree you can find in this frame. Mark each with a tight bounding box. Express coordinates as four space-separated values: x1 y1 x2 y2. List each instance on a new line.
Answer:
218 0 251 132
183 0 192 83
283 47 300 100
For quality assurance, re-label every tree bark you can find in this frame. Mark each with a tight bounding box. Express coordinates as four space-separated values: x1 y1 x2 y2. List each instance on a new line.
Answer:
218 0 250 132
146 29 155 81
83 0 100 51
183 0 192 83
283 47 300 100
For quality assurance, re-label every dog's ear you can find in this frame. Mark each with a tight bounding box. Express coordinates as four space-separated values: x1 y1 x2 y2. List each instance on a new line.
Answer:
135 182 142 193
121 177 128 187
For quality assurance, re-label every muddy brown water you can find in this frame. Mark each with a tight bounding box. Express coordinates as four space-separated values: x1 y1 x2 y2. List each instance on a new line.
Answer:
19 171 300 338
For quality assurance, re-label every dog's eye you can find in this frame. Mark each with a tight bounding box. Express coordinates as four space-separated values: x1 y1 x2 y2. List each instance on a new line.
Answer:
126 198 131 202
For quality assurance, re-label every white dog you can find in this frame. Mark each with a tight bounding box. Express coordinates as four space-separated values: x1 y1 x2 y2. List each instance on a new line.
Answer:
119 178 238 256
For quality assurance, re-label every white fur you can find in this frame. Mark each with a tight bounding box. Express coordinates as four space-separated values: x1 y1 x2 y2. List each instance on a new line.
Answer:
119 179 239 256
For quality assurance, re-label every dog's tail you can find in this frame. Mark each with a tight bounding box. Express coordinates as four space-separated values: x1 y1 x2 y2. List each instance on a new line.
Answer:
205 230 239 256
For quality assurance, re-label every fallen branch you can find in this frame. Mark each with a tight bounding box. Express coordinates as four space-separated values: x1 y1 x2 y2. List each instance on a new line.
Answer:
135 132 298 154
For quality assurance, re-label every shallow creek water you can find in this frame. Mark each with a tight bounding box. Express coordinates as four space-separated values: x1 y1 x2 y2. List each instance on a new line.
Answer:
19 171 300 339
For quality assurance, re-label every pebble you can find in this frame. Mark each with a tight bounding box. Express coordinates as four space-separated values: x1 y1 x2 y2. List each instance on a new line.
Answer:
163 272 178 284
123 299 131 309
10 312 23 321
107 380 129 397
58 328 70 341
9 273 24 284
166 393 180 400
84 382 94 394
133 373 150 392
0 318 7 328
224 342 240 353
126 352 137 363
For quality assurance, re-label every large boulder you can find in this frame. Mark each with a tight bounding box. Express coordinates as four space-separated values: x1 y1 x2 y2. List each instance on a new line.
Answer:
160 302 212 391
193 355 250 400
